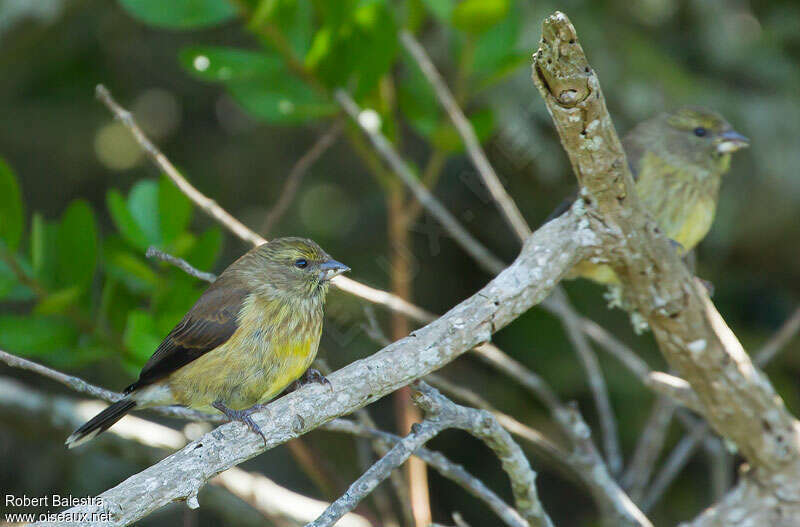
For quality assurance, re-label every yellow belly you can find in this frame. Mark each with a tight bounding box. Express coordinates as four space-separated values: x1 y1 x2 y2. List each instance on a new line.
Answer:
573 154 719 285
166 295 322 411
167 334 318 410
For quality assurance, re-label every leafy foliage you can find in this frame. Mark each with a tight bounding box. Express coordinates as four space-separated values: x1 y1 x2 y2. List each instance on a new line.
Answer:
118 0 237 29
0 0 524 375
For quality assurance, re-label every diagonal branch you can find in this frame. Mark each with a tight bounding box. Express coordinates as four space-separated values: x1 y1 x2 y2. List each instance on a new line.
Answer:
34 212 587 527
531 10 800 474
400 30 531 241
95 84 432 324
261 121 343 235
309 383 553 527
334 90 506 275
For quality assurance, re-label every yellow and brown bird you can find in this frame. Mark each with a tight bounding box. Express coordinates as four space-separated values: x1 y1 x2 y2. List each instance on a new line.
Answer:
564 106 749 283
66 237 349 447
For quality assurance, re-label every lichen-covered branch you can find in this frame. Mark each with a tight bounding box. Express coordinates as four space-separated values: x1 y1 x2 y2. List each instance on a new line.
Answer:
531 11 800 474
32 212 586 527
531 11 800 524
313 383 553 527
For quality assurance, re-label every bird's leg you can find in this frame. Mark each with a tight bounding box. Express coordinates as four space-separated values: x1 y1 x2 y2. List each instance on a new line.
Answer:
212 400 269 446
288 368 333 392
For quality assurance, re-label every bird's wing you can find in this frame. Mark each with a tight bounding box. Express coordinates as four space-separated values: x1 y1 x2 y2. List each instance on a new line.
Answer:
124 277 249 393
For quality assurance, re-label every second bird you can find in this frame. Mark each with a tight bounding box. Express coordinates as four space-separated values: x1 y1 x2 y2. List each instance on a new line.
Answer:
66 237 349 447
562 106 749 284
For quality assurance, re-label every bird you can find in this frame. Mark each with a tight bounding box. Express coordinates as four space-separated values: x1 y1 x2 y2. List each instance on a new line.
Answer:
66 237 349 448
556 106 749 284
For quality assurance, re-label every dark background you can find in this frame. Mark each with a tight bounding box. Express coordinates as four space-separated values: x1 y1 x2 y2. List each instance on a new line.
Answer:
1 0 798 525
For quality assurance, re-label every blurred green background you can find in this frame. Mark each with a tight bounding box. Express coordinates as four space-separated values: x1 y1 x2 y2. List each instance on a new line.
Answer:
0 0 798 525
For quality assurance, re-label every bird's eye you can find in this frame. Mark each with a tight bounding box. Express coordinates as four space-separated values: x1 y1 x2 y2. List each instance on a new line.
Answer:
693 127 707 137
294 259 308 269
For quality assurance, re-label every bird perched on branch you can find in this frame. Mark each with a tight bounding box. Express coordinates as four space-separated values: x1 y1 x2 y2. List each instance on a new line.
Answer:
66 238 349 447
557 106 749 284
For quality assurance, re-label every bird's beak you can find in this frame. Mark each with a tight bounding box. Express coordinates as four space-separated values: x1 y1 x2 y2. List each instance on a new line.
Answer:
716 130 750 155
319 259 350 281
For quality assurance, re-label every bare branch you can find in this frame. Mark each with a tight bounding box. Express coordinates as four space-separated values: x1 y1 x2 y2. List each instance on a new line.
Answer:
0 376 372 527
34 212 585 527
622 397 676 501
400 30 531 242
644 372 703 414
531 11 800 473
261 121 343 235
755 306 800 366
334 89 506 276
550 288 621 474
326 418 525 527
95 84 432 325
0 349 221 424
463 343 651 526
146 246 217 283
641 422 708 512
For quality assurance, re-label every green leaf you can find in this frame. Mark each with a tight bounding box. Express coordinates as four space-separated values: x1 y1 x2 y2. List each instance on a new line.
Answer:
228 77 336 124
127 180 161 245
179 46 284 82
306 0 399 98
118 0 237 30
157 177 193 245
398 50 441 138
185 227 223 271
31 213 57 289
0 314 78 357
107 189 150 250
123 310 162 364
472 2 520 75
34 287 83 315
431 107 494 153
103 238 159 294
56 200 98 289
452 0 509 34
420 0 453 22
0 158 24 250
0 259 33 301
258 0 313 57
152 279 201 331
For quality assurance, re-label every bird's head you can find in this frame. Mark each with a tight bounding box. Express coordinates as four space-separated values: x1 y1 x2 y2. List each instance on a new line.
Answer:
648 106 749 173
237 237 349 301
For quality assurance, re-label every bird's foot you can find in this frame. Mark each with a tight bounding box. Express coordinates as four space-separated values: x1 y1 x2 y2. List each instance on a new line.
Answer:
212 401 269 446
289 368 333 392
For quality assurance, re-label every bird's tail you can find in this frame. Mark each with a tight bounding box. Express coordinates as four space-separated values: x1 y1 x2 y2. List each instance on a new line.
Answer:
65 399 137 449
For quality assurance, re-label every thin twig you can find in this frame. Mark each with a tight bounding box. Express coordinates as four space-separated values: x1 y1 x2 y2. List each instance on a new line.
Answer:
459 347 651 526
755 306 800 366
550 288 622 474
0 349 221 423
400 30 531 242
637 305 800 502
622 396 676 500
96 84 663 419
261 121 343 235
146 247 217 283
640 423 708 512
0 376 372 527
334 89 506 276
310 383 553 527
327 419 525 527
95 84 432 324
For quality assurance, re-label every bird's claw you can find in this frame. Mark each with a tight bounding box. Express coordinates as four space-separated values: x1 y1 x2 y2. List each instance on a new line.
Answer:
213 401 269 446
302 368 333 391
